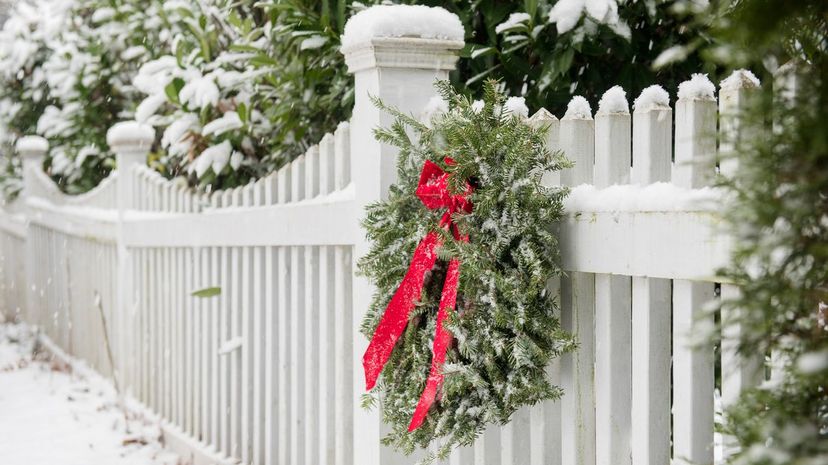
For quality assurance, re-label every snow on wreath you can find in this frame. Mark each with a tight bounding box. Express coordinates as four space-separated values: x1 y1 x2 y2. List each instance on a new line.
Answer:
358 80 576 462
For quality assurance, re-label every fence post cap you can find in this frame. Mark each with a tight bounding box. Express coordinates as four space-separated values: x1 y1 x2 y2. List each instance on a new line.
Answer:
340 5 464 73
16 136 49 159
107 121 155 152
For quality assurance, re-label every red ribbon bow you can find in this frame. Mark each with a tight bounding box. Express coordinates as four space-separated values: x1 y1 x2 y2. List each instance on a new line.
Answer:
363 158 472 431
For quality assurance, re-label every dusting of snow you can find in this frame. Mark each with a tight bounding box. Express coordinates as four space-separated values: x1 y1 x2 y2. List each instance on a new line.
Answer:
0 323 179 465
107 122 155 148
471 100 484 114
796 350 828 375
341 5 464 49
633 85 671 111
421 95 449 123
653 45 689 69
495 13 531 34
134 94 166 123
230 151 243 171
300 35 328 51
677 73 716 101
15 135 48 154
193 140 232 178
563 96 592 119
597 85 629 115
548 0 627 37
503 96 529 119
218 337 244 355
564 182 723 213
179 75 219 110
720 69 761 91
202 111 243 137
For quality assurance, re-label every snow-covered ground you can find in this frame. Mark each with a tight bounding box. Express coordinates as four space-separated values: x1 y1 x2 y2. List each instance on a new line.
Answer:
0 323 180 465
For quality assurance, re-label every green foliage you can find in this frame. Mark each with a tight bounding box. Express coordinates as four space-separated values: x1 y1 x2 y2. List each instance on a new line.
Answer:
681 1 828 463
359 80 575 461
191 286 221 298
419 0 718 115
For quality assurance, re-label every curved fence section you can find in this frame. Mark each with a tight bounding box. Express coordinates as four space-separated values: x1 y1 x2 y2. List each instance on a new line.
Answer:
0 33 785 465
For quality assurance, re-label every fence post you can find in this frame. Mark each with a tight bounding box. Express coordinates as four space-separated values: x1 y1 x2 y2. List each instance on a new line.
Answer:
341 14 464 465
16 136 48 327
108 122 154 211
107 121 154 395
16 136 48 199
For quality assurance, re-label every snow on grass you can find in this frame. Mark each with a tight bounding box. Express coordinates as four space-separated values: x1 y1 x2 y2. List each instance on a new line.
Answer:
597 85 629 115
341 5 464 49
677 73 716 101
563 95 592 119
0 323 178 465
633 85 670 111
720 69 761 91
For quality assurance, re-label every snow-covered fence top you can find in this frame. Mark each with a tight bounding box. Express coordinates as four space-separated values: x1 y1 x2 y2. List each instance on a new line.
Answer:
0 5 782 465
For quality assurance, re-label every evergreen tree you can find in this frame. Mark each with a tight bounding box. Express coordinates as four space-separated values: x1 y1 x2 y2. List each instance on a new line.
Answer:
680 1 828 463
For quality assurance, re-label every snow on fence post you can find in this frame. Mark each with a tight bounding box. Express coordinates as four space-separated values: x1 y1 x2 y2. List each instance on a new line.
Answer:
340 5 464 464
593 87 633 465
558 95 596 465
630 85 673 465
107 122 154 211
672 74 717 465
16 136 48 327
107 122 154 398
17 136 48 200
718 70 764 416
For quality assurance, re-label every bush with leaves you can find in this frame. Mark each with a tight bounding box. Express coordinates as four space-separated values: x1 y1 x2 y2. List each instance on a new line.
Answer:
35 0 191 193
359 80 575 461
0 0 73 198
130 1 275 190
673 1 828 464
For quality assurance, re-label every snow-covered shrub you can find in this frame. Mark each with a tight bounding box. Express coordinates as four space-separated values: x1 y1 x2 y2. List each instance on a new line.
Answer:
35 0 189 193
0 0 74 198
449 0 717 114
131 2 277 190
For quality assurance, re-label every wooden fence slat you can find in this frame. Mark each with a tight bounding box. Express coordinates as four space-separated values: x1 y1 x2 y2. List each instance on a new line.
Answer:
264 245 277 465
334 123 351 189
501 408 531 465
230 244 242 459
277 246 292 465
594 90 633 465
253 245 266 465
219 246 231 456
474 424 501 465
630 87 674 465
334 246 353 465
672 281 715 465
631 277 671 465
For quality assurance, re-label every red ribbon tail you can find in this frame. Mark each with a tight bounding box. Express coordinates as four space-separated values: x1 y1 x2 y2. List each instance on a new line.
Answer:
408 257 461 431
363 232 442 391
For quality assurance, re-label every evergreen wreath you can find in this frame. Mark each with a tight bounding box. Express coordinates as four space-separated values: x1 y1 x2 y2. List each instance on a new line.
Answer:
359 80 576 460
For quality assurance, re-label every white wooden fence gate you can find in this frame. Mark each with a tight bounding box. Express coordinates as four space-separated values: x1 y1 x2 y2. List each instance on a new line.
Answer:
0 21 785 465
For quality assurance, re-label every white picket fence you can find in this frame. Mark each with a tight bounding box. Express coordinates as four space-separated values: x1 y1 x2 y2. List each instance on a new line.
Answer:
0 22 789 465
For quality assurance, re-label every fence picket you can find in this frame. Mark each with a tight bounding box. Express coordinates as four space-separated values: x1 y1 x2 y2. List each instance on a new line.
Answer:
593 91 633 465
629 88 674 465
559 97 597 465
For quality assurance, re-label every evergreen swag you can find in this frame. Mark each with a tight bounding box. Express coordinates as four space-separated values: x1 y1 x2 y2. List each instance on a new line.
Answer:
359 80 576 460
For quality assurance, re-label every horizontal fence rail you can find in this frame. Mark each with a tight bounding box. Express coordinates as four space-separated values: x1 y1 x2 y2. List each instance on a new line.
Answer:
0 30 785 465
